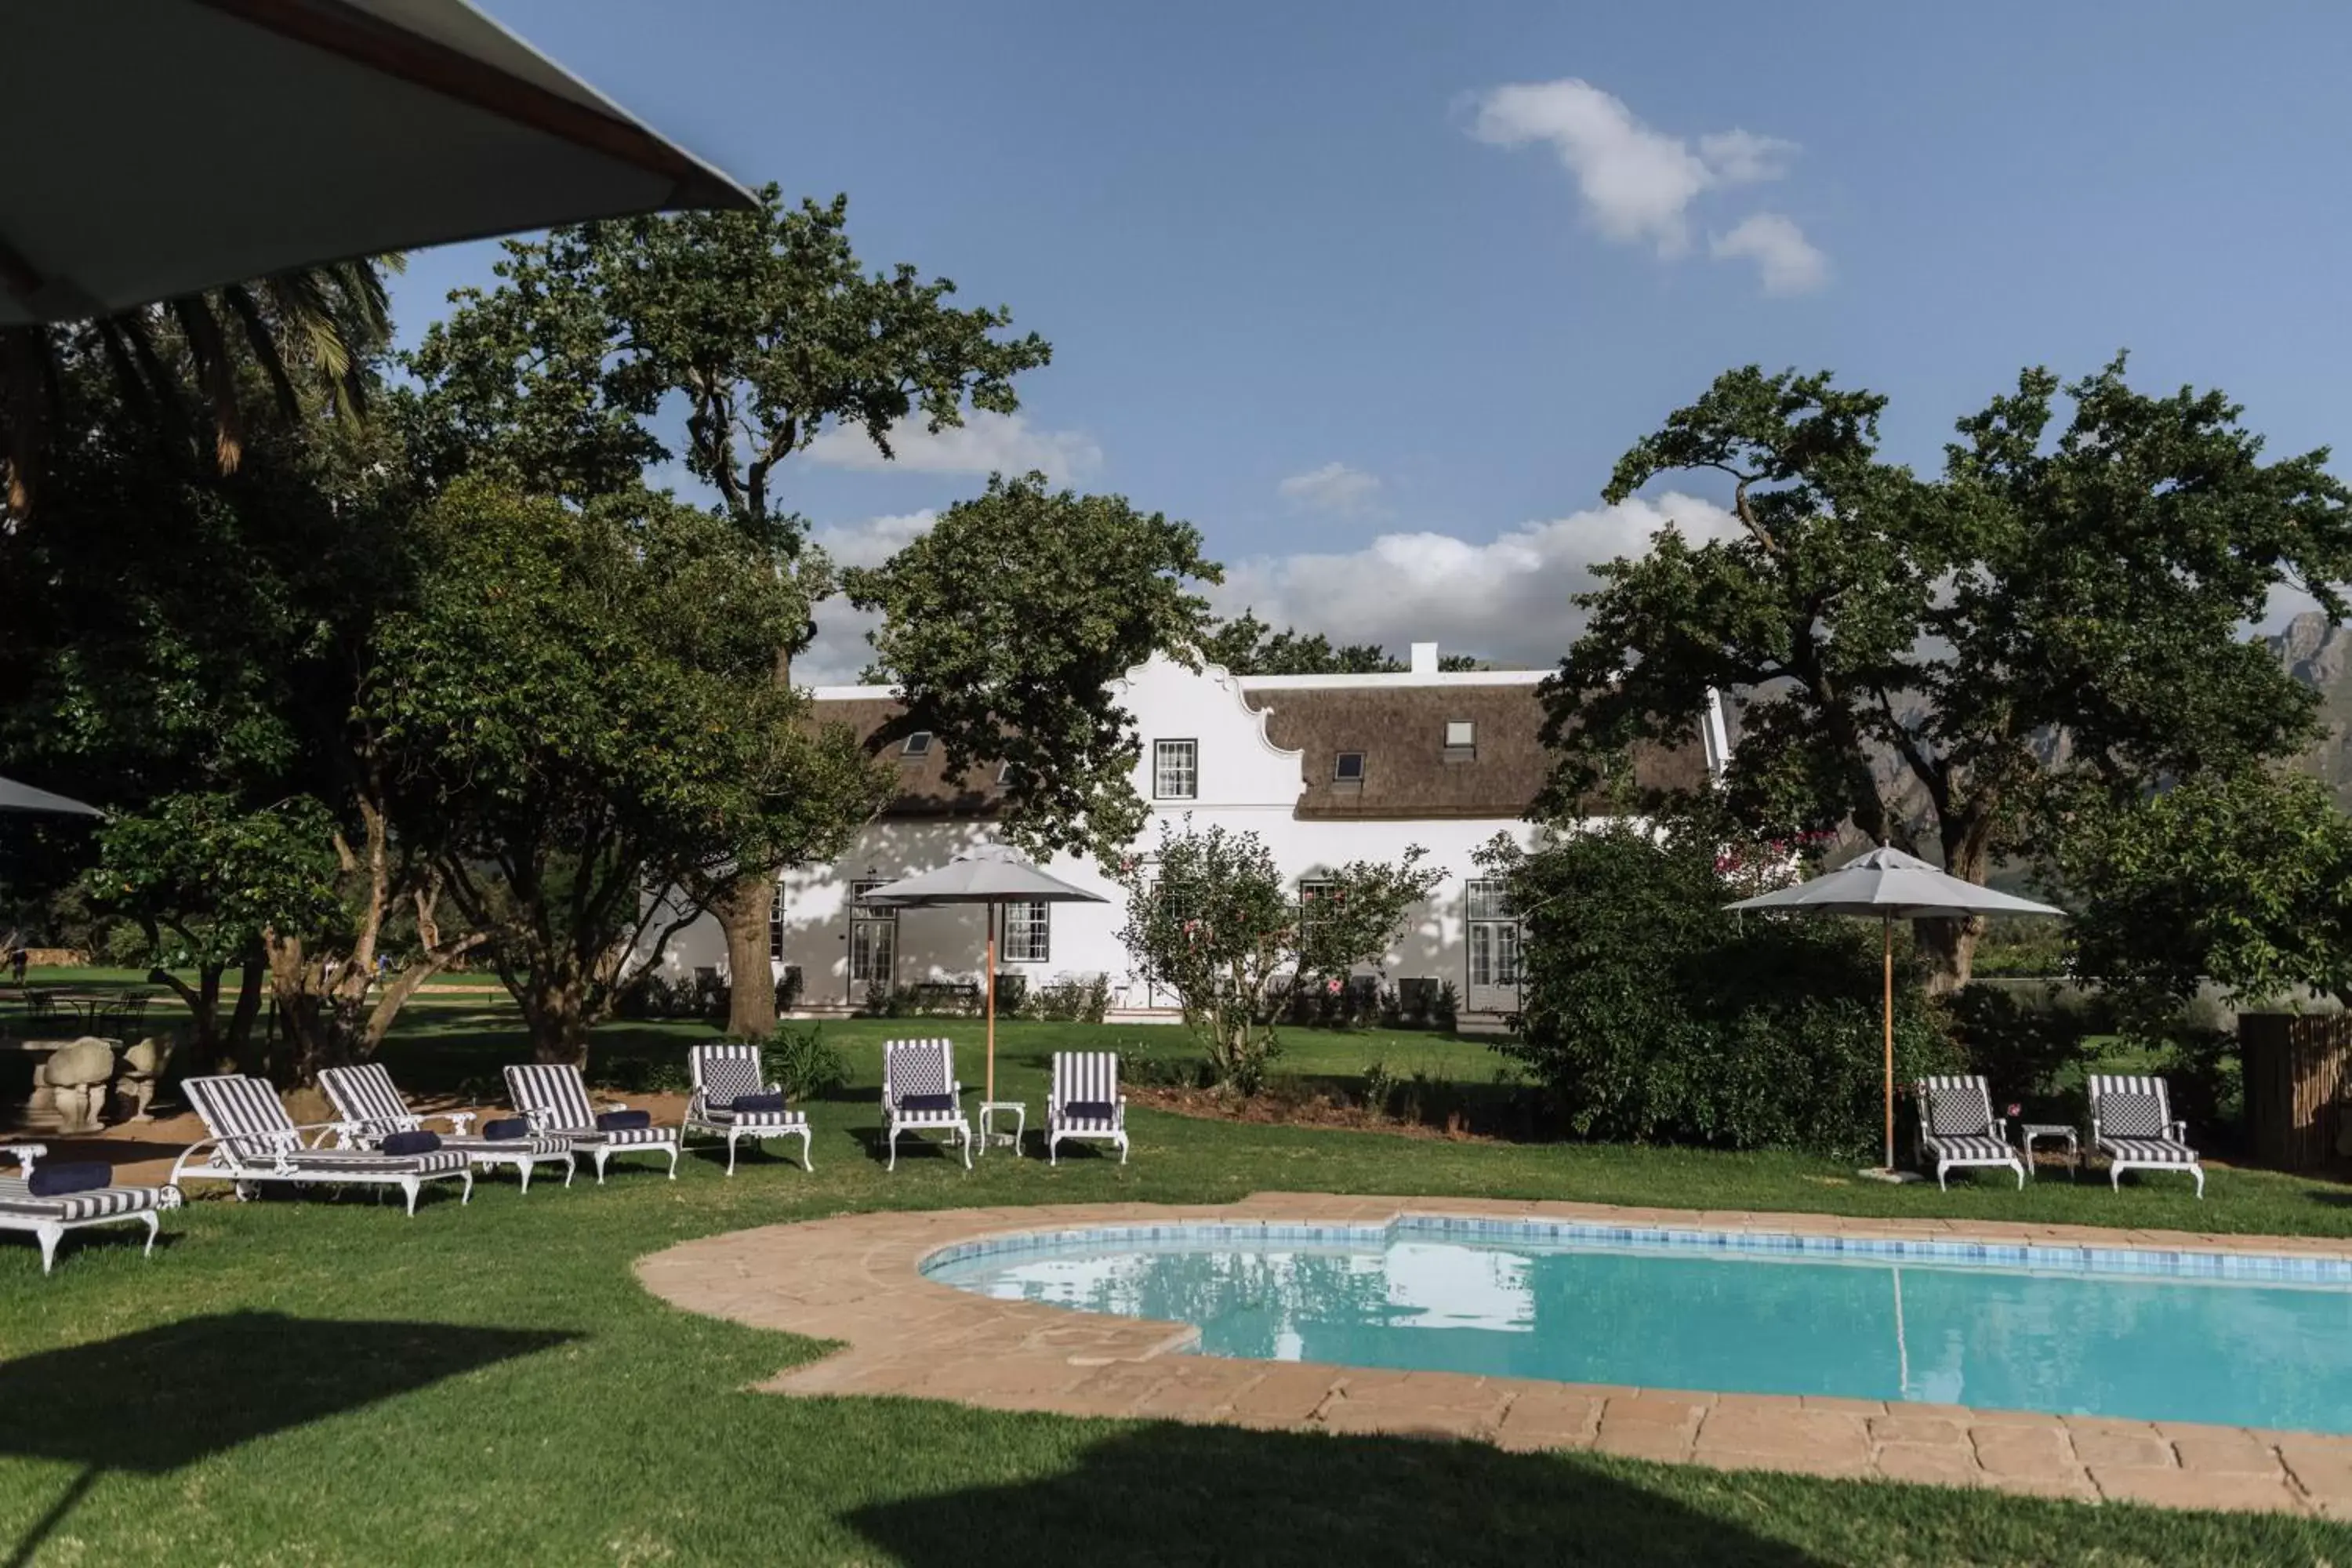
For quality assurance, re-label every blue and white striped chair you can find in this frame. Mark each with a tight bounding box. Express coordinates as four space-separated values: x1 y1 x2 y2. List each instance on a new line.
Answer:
1047 1051 1128 1166
174 1074 474 1215
881 1038 970 1171
504 1063 679 1184
0 1143 180 1274
1913 1074 2023 1189
321 1062 576 1193
2089 1074 2205 1199
684 1043 812 1175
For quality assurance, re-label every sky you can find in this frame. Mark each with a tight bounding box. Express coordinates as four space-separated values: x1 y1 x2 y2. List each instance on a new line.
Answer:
397 0 2352 683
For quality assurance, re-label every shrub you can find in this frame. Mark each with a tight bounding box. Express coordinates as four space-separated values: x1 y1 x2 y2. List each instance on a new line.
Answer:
757 1022 849 1101
1490 819 1958 1158
1942 982 2099 1105
1025 972 1110 1023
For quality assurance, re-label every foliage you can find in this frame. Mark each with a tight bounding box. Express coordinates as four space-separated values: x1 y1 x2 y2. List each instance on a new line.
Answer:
1116 821 1295 1092
757 1022 851 1101
1200 609 1484 673
1940 984 2100 1106
1545 357 2352 992
846 472 1222 860
1294 844 1443 985
1018 972 1112 1024
2058 770 2352 1018
1487 820 1955 1157
364 481 887 1062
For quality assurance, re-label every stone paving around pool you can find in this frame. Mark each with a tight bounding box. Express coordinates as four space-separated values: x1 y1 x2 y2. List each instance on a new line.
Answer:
635 1193 2352 1518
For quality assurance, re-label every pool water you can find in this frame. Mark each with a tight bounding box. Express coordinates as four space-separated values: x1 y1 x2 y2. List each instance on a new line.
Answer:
923 1222 2352 1432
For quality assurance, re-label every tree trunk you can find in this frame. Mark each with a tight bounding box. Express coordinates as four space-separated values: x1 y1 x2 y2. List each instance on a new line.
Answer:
520 974 595 1066
1914 826 1992 995
714 868 778 1039
224 956 264 1069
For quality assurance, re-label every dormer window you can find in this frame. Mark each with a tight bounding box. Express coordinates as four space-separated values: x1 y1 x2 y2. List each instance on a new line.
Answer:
901 731 934 759
1333 751 1366 783
1443 720 1475 760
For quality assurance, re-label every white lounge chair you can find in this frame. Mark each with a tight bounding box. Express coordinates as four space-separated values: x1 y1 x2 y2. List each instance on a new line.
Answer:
1047 1051 1128 1166
0 1142 180 1274
2089 1073 2205 1198
320 1062 576 1193
1914 1074 2023 1189
881 1038 970 1171
684 1043 812 1175
174 1074 474 1215
503 1063 679 1183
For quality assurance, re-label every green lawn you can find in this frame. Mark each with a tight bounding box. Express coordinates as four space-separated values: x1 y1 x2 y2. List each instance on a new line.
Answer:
4 986 2351 1563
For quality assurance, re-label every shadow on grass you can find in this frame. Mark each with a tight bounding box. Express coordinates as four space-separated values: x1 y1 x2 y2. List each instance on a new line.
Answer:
844 1421 1824 1567
0 1311 575 1566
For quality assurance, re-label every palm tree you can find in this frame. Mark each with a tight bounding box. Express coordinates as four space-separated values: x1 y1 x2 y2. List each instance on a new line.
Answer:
2 256 397 514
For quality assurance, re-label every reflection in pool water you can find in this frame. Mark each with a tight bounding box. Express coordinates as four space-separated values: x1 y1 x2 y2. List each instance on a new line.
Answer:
924 1229 2352 1432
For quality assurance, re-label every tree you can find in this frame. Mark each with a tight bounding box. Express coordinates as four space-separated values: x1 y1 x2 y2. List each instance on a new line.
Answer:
846 472 1221 861
2060 771 2352 1019
1544 357 2352 992
405 187 1052 1035
365 480 885 1063
1201 609 1487 673
1116 822 1436 1092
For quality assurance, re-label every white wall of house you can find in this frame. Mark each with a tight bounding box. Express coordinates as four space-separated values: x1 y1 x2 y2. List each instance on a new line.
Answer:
646 653 1612 1023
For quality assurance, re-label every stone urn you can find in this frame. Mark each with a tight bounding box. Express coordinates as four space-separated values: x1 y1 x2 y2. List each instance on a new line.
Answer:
40 1037 118 1135
117 1033 178 1123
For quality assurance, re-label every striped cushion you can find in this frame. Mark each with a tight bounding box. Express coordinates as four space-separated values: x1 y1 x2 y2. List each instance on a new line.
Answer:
884 1040 955 1104
585 1124 673 1149
2090 1075 2175 1139
890 1105 964 1126
1051 1052 1121 1128
0 1178 171 1221
318 1063 417 1136
283 1149 472 1177
184 1075 304 1160
1919 1075 1996 1138
441 1134 573 1157
691 1045 769 1107
2102 1136 2198 1164
504 1063 598 1131
1924 1134 2014 1163
699 1108 808 1130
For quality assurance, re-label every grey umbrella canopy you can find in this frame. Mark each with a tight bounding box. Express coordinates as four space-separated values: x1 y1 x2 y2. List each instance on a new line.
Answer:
0 775 102 818
1725 847 2064 1174
0 0 753 325
862 844 1108 1111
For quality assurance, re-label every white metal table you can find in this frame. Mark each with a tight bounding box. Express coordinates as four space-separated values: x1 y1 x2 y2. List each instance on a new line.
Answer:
2018 1123 2079 1181
977 1099 1026 1158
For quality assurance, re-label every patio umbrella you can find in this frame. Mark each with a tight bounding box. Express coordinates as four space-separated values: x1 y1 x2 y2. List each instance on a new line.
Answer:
0 0 753 325
1722 845 2064 1176
860 844 1108 1116
0 775 101 817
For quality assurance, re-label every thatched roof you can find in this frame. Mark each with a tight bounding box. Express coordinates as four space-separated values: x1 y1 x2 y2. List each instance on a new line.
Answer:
812 696 1006 819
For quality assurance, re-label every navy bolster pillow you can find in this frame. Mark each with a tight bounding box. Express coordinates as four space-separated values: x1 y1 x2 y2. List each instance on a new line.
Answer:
482 1116 532 1140
379 1130 442 1156
898 1092 957 1113
27 1160 110 1197
731 1092 786 1114
597 1109 652 1131
1062 1101 1117 1122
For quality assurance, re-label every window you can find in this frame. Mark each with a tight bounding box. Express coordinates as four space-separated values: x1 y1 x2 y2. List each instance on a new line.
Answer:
849 877 899 920
769 883 789 962
1465 877 1520 991
901 731 934 758
848 877 896 985
1153 739 1198 800
1298 878 1339 953
1465 878 1515 923
1444 720 1476 752
1333 751 1366 782
1001 900 1051 963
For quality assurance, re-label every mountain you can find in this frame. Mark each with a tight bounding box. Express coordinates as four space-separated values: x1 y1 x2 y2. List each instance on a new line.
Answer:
2270 612 2352 808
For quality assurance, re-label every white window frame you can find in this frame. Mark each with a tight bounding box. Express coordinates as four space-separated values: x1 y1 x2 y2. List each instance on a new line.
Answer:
1465 878 1520 989
1000 899 1051 964
1153 738 1199 800
768 882 789 963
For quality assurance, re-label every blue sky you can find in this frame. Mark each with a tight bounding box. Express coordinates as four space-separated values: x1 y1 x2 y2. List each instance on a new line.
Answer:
398 1 2352 680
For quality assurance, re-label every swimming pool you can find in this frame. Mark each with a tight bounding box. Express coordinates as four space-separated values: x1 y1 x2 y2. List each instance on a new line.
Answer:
923 1218 2352 1433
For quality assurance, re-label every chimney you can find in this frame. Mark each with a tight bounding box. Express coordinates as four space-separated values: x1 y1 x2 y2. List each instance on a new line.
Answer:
1409 641 1438 676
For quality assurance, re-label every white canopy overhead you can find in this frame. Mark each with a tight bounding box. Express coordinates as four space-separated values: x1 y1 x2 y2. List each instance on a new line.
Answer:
0 0 754 325
0 775 102 817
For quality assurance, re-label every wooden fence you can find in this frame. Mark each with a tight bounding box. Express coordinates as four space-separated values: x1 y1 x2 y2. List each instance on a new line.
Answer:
2240 1012 2352 1171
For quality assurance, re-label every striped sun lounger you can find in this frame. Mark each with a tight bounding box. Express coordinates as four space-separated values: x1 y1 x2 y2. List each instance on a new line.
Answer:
1913 1074 2023 1190
2089 1074 2205 1199
0 1143 180 1274
881 1039 970 1171
320 1063 576 1193
503 1064 679 1183
683 1043 812 1175
174 1074 474 1215
1046 1051 1128 1166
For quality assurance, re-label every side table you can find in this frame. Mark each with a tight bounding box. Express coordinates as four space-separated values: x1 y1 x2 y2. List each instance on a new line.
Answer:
2017 1123 2079 1181
977 1100 1026 1158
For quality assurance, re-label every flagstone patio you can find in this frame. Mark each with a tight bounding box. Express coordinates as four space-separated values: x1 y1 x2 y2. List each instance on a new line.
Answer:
637 1192 2352 1519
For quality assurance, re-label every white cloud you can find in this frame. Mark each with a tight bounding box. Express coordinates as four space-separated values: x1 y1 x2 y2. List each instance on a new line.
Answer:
1277 461 1382 516
798 510 938 685
1468 78 1825 291
1711 212 1829 296
1214 492 1742 667
804 410 1102 485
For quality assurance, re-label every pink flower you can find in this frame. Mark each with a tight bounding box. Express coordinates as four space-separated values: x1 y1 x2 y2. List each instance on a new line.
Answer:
1326 978 1341 995
2005 1102 2022 1118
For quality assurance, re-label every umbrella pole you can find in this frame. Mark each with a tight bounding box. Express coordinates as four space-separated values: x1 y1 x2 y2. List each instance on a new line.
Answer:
985 903 997 1105
1882 911 1895 1173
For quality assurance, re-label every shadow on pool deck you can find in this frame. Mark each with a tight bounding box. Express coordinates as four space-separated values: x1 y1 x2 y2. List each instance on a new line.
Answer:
844 1420 1829 1567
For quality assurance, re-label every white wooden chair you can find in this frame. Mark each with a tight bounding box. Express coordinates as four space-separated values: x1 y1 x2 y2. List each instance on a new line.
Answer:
881 1038 970 1171
0 1143 180 1274
174 1074 474 1215
1913 1074 2023 1189
1047 1051 1128 1165
503 1063 679 1183
684 1043 812 1175
2089 1074 2205 1198
321 1062 576 1192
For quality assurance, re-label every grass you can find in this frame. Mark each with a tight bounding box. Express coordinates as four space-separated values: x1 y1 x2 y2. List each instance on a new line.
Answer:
4 982 2352 1562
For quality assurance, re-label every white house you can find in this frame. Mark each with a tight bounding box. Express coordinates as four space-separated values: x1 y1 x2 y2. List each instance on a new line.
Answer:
650 643 1728 1029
